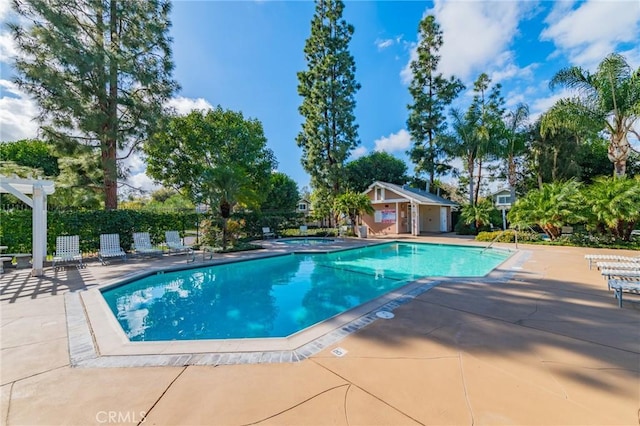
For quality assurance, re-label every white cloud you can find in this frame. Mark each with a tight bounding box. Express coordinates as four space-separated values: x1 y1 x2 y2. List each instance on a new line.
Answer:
373 129 411 153
401 1 534 85
0 79 39 141
375 34 403 51
126 171 160 194
0 1 30 63
399 42 417 84
541 0 640 68
0 0 12 20
620 47 640 68
0 31 18 63
351 145 368 159
166 96 213 115
528 88 574 123
375 38 394 50
489 54 538 85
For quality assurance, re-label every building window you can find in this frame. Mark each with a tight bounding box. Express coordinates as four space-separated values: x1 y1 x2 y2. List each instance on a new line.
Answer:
497 195 512 205
298 203 307 211
376 187 384 201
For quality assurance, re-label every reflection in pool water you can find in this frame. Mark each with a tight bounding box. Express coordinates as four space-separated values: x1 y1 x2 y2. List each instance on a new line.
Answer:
101 242 510 341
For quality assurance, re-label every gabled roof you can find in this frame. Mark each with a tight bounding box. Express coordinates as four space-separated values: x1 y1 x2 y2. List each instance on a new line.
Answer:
489 187 511 197
364 181 458 206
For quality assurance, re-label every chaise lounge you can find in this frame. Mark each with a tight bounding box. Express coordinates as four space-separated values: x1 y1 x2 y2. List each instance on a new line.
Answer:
132 232 163 257
262 227 276 239
98 233 127 265
165 231 195 263
52 235 84 270
585 254 640 269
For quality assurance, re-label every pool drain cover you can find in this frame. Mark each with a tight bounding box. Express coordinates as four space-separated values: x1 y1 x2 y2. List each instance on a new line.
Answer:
331 347 348 357
376 311 395 319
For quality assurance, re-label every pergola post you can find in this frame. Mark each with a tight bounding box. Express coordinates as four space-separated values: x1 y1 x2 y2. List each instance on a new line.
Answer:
32 184 45 277
0 176 55 277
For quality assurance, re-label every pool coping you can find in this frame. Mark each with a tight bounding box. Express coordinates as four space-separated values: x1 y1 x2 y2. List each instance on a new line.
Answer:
66 242 528 368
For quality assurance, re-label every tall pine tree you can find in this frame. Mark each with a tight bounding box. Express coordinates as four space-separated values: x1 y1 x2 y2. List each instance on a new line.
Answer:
407 15 463 192
10 0 179 209
297 0 360 201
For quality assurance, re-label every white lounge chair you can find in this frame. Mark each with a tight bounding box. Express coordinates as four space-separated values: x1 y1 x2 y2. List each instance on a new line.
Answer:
600 269 640 288
585 254 640 269
596 262 640 271
608 279 640 307
299 225 308 236
132 232 163 257
262 227 275 239
52 235 84 270
98 233 127 265
165 231 195 262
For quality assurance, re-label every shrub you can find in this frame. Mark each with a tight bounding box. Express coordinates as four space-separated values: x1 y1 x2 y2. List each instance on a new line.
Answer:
475 230 541 243
0 208 199 254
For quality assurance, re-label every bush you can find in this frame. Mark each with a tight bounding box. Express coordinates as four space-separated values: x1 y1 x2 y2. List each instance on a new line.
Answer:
232 210 304 238
455 218 495 235
0 208 199 254
475 230 542 243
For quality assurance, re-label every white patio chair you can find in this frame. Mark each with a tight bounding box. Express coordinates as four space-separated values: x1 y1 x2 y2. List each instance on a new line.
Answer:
262 227 275 239
608 279 640 308
596 261 640 271
98 233 127 265
299 225 308 236
165 231 195 262
52 235 84 270
585 254 639 269
132 232 163 257
600 268 640 289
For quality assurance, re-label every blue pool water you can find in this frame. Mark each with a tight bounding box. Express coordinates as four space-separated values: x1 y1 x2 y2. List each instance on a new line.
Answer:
101 243 510 341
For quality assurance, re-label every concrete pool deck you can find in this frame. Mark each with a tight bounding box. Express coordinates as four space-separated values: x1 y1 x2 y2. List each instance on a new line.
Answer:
1 235 639 425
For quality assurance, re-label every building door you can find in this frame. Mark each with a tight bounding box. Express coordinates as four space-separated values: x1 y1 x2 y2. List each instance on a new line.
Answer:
439 207 448 232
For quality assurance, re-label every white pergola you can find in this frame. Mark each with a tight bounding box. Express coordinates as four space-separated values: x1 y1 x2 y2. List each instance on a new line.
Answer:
0 176 55 277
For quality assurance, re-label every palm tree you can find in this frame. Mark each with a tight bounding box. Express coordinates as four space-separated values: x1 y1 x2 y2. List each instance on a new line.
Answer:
502 103 529 202
203 166 258 250
541 53 640 178
508 180 584 240
583 176 640 241
442 108 480 205
460 198 494 232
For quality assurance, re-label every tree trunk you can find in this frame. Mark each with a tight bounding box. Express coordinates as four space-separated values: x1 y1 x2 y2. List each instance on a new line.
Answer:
104 0 119 210
474 158 482 205
220 200 230 250
508 153 517 203
608 132 630 178
468 157 475 206
222 217 228 251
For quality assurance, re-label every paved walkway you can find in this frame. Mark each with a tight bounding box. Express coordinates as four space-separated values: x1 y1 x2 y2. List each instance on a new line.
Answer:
1 236 638 425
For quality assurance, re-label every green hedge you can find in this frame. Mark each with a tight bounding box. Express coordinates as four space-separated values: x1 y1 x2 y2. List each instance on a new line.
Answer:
0 209 199 254
475 230 542 243
0 208 304 254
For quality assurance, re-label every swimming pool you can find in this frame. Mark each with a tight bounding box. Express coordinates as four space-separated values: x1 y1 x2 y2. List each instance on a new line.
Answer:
101 242 510 341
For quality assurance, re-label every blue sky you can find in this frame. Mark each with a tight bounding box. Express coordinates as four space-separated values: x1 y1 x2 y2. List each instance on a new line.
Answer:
1 0 639 195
